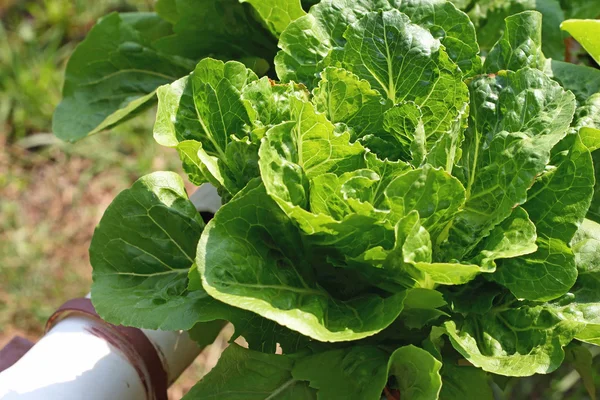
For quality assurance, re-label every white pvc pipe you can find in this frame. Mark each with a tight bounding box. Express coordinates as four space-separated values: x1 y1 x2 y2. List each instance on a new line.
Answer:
0 304 207 400
189 183 222 215
142 328 202 386
0 315 148 400
0 184 223 400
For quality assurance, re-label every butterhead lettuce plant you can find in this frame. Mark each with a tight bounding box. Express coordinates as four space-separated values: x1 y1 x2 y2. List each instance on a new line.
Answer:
55 0 600 398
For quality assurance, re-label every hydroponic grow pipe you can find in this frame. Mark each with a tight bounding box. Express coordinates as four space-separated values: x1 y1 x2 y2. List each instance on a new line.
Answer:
0 184 222 400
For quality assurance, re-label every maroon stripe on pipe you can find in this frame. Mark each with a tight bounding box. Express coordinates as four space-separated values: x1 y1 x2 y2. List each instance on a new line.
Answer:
45 298 168 400
0 336 35 373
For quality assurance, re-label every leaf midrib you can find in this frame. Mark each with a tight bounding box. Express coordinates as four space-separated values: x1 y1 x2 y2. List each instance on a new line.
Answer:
80 68 177 87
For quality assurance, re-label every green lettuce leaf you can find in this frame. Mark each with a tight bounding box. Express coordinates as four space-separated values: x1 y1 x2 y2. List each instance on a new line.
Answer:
531 0 565 61
546 60 600 103
240 0 306 36
564 343 597 400
484 11 545 73
187 320 226 347
292 346 390 399
176 140 207 186
575 95 600 129
444 301 579 376
152 0 277 61
158 74 306 191
566 101 600 228
387 345 443 400
397 0 481 76
441 280 503 315
549 219 600 346
274 10 331 86
330 10 468 147
573 219 600 275
494 133 595 301
89 171 305 352
382 102 426 164
459 0 565 61
258 96 365 197
257 97 401 261
197 179 407 342
90 171 209 330
242 78 310 137
54 0 282 142
353 211 486 289
154 59 264 197
425 103 468 174
401 288 449 330
276 0 479 87
590 140 600 223
292 344 443 400
183 344 316 399
439 364 494 400
468 206 538 271
308 155 411 221
312 67 391 141
561 19 600 66
272 152 477 288
384 165 466 239
53 12 193 142
442 68 576 261
155 0 179 23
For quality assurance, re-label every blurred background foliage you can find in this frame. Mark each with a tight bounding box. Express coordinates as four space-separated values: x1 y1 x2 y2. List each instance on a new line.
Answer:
1 0 600 399
0 0 153 139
